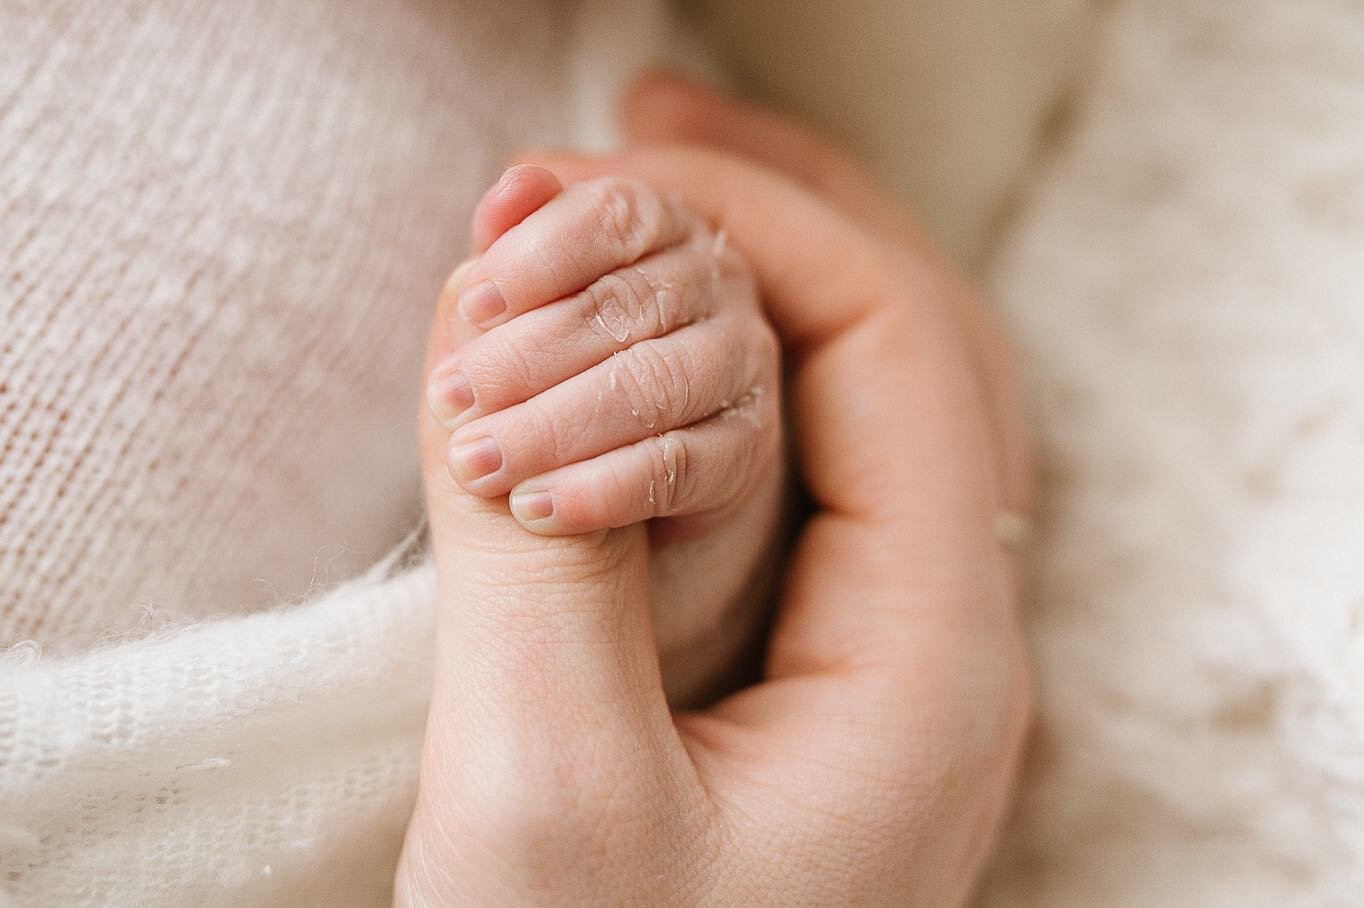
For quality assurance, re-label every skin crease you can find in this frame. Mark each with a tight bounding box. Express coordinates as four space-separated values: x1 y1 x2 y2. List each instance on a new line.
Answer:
429 164 788 706
396 74 1033 906
435 176 778 527
436 165 778 534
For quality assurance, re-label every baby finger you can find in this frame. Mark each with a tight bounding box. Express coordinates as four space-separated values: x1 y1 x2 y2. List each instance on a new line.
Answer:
507 392 779 536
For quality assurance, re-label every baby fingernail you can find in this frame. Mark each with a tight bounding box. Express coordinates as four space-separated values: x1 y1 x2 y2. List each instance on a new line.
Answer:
443 258 477 298
458 280 507 326
427 368 475 428
448 436 503 483
509 489 554 524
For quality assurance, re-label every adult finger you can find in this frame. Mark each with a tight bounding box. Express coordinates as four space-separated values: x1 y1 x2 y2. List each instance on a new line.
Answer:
404 293 698 897
521 148 1008 636
620 73 1035 516
513 145 1032 905
546 149 1032 904
623 70 908 241
520 147 897 354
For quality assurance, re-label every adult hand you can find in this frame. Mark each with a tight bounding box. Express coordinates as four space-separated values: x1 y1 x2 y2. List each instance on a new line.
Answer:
397 74 1032 906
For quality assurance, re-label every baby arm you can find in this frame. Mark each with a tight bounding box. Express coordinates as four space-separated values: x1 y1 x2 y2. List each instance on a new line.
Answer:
426 165 785 700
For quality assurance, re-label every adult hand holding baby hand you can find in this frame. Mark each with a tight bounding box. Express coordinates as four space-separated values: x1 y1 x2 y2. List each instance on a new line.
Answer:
398 75 1032 906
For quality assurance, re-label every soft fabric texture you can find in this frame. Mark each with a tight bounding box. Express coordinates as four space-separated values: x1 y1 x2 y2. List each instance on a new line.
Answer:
0 1 681 903
7 0 1364 903
979 1 1364 903
0 560 435 906
0 0 662 650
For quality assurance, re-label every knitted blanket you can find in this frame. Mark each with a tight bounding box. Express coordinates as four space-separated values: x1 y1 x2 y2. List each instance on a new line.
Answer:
0 1 676 903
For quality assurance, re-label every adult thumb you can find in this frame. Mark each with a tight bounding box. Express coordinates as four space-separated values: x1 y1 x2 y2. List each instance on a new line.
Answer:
408 293 679 841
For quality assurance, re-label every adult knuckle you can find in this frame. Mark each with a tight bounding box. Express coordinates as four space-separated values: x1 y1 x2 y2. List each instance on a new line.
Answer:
587 176 661 262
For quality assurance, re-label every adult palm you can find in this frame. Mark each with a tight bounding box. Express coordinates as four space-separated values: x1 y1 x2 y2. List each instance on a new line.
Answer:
397 75 1032 907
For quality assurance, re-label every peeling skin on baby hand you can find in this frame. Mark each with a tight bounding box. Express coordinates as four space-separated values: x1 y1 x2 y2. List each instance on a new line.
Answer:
426 166 783 541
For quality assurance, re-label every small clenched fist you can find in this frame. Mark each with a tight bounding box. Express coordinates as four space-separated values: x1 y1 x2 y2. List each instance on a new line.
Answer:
425 165 787 701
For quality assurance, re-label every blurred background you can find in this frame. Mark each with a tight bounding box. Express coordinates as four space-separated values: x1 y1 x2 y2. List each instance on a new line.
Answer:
683 1 1364 903
685 0 1094 270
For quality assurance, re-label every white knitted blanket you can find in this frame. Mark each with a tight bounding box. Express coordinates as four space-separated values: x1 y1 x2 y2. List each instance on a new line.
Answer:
0 1 679 904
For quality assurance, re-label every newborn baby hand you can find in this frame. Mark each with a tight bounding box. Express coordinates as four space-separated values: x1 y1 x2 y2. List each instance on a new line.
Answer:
427 165 786 701
430 167 780 537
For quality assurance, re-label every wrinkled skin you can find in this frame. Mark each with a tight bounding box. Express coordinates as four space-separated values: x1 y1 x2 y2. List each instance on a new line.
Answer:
425 162 787 705
397 74 1033 907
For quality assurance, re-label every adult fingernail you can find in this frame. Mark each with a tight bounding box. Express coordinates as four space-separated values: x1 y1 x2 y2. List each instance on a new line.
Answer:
448 436 503 483
509 489 554 524
427 366 475 428
458 280 507 327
